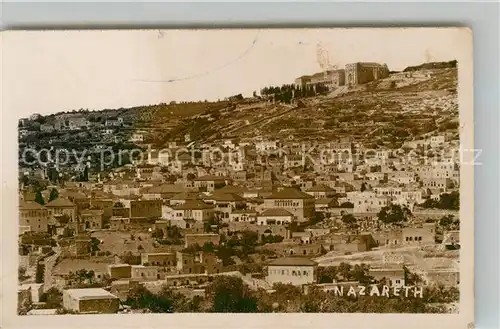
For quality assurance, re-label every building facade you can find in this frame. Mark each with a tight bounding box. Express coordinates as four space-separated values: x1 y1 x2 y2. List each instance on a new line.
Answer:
345 62 390 86
266 257 318 286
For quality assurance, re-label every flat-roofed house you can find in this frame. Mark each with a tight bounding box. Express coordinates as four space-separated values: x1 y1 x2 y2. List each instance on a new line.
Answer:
172 200 215 221
176 251 222 275
131 265 159 281
306 185 336 199
369 266 405 288
130 199 162 219
80 209 104 230
141 252 177 267
402 225 435 245
107 264 132 280
62 288 120 314
194 175 230 192
229 209 258 223
267 257 318 286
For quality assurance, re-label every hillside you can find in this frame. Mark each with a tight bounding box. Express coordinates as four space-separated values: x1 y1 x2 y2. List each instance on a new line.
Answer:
44 65 457 149
403 60 457 72
133 67 458 149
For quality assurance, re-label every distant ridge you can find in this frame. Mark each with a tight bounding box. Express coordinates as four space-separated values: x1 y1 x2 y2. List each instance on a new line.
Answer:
403 60 457 72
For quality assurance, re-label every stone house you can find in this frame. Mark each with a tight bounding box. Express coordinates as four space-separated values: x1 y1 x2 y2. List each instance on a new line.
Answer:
369 266 406 287
257 208 294 226
19 201 50 233
185 233 221 248
80 209 104 230
176 251 222 275
108 264 132 280
266 257 318 286
172 200 215 221
263 188 315 222
62 288 120 314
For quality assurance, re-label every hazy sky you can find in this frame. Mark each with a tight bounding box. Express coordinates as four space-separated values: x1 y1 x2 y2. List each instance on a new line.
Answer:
3 28 465 118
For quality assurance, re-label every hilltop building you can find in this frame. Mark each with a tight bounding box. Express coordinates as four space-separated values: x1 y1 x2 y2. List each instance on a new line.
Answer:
345 62 390 86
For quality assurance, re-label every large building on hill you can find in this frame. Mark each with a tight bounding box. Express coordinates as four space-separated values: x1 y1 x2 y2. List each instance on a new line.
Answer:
294 69 346 90
345 62 390 86
295 62 389 90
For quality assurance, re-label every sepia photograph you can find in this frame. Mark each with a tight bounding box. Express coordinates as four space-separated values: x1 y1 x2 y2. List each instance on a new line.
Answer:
2 27 474 328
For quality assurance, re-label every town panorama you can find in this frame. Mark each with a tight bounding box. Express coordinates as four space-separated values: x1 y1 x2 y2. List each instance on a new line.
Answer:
18 60 461 315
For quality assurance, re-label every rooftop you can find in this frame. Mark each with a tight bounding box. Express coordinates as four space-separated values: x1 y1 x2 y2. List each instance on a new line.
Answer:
306 185 335 192
45 198 75 208
204 191 245 202
64 288 119 300
265 188 314 200
170 192 201 201
268 257 318 267
259 208 294 217
146 184 187 194
173 200 214 210
195 175 229 181
19 201 46 210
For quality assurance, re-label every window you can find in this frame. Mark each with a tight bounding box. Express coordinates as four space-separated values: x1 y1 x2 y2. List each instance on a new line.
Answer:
303 271 307 276
282 270 285 275
395 279 401 284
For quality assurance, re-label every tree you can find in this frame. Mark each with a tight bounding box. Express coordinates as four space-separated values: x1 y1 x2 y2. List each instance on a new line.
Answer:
152 228 164 239
360 182 367 192
403 266 423 286
166 225 182 244
126 285 175 313
377 204 410 225
351 264 372 284
34 191 45 205
206 276 258 312
40 287 63 309
337 262 352 281
317 266 338 283
18 266 28 281
310 212 325 225
48 188 59 202
35 261 45 283
439 215 454 228
341 214 357 228
90 237 100 252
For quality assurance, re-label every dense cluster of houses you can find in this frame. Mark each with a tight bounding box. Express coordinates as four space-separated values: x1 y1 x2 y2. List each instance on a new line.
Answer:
18 129 460 314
